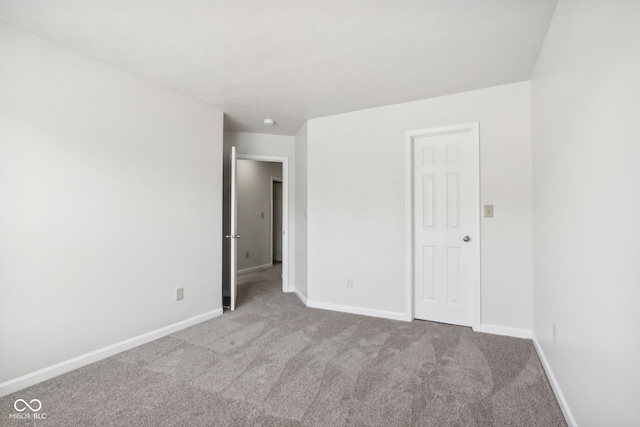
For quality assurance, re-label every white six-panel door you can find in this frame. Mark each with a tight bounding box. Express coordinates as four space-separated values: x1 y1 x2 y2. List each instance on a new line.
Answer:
410 124 479 326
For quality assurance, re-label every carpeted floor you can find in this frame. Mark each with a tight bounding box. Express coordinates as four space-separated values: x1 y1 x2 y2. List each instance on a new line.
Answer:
1 264 566 426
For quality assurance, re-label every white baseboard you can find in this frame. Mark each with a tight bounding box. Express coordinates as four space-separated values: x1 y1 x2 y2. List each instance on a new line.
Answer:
475 323 532 339
0 308 223 398
307 300 407 322
532 333 576 427
292 288 308 305
238 263 272 275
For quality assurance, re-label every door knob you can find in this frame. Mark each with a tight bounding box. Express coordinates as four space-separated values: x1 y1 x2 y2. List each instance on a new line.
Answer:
463 235 471 242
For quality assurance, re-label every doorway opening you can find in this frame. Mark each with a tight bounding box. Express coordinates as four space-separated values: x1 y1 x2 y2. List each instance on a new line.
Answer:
224 152 289 312
271 177 283 265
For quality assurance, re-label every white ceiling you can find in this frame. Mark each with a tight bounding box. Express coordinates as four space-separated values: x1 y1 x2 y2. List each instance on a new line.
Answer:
0 0 557 135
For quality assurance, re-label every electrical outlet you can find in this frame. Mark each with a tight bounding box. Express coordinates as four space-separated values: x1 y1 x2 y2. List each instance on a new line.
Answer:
552 322 557 344
246 252 249 258
176 287 184 301
261 212 265 218
346 277 353 288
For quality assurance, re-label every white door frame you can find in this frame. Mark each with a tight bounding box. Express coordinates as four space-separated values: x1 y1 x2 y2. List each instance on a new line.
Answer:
237 154 289 292
404 122 481 329
228 146 238 311
270 177 283 264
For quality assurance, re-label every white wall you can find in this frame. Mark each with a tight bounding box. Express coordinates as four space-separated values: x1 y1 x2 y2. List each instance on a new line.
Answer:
222 132 295 291
307 82 533 330
531 1 640 425
236 160 282 271
0 23 224 386
294 124 309 301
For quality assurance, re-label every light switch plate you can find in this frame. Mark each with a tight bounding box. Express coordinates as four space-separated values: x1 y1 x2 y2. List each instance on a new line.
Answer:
484 205 494 218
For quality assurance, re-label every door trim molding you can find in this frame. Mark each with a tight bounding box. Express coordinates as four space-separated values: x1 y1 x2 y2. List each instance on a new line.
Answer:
404 122 481 328
237 154 289 292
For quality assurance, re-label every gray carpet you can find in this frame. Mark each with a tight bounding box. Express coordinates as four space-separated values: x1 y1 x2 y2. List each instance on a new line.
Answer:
1 265 566 426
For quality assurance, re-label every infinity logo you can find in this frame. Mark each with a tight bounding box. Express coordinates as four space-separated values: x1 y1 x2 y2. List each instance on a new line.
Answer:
14 399 42 412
